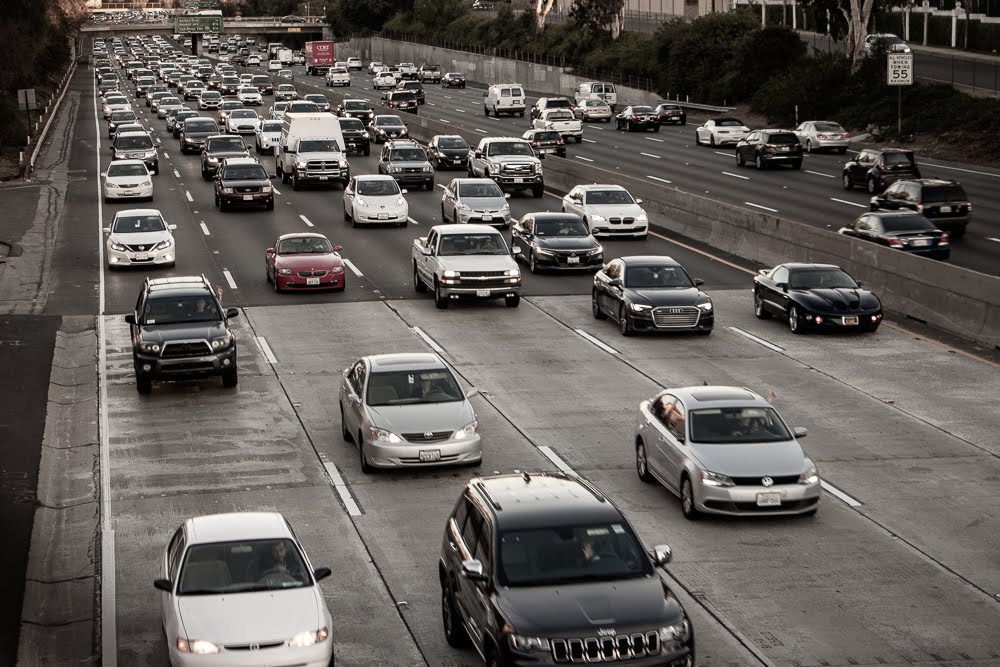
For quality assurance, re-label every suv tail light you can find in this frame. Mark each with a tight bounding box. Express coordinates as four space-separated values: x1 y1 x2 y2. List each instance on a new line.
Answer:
939 233 950 246
915 204 924 212
887 238 904 248
842 132 850 138
557 139 565 145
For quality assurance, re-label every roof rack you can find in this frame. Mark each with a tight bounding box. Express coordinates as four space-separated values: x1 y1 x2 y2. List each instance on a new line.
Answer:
474 481 502 511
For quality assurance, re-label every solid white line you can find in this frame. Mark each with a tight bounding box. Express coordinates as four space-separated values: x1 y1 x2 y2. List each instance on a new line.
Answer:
163 151 169 158
574 329 619 355
538 445 576 475
582 138 597 144
322 461 362 516
722 171 750 180
646 137 664 143
639 152 661 159
299 214 313 227
411 326 445 354
172 169 180 178
921 162 1000 178
222 269 238 289
805 170 834 178
575 156 594 163
185 190 193 202
342 258 363 277
713 151 732 157
407 216 419 225
821 480 863 507
255 335 278 364
647 175 672 184
987 237 1000 244
728 326 785 353
199 222 210 235
745 201 778 213
474 128 487 133
830 197 867 208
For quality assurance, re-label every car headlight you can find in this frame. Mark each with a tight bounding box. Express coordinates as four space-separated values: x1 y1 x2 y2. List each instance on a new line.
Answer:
509 635 550 652
700 469 735 487
331 266 345 274
109 240 127 251
400 128 408 136
442 270 460 278
629 303 652 312
589 244 604 255
295 160 307 169
535 248 556 257
106 183 120 189
505 269 520 278
390 166 402 173
589 214 607 223
140 180 151 187
138 341 161 354
288 627 329 648
396 197 406 207
696 301 713 311
277 268 293 275
422 165 432 172
176 638 220 655
144 150 157 159
798 465 819 485
153 238 172 250
262 185 272 193
454 420 478 439
500 203 510 212
210 333 232 350
456 202 472 211
207 156 219 164
222 187 234 194
658 618 691 643
369 427 403 443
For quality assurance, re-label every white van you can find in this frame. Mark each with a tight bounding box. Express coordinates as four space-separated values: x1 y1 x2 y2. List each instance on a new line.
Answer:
483 83 526 117
575 82 618 111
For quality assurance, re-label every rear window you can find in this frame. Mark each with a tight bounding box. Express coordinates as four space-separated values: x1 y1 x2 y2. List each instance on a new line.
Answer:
767 133 798 145
533 131 561 142
882 152 915 168
921 184 967 203
881 215 935 232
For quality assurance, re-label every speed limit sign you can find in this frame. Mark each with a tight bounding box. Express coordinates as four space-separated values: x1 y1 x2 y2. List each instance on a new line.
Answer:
888 53 913 86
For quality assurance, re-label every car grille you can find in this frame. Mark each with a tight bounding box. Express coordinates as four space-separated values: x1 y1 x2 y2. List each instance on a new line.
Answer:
608 217 636 225
161 341 212 358
124 243 156 252
402 430 453 443
306 160 340 170
651 306 701 328
501 163 533 174
457 272 511 288
223 641 285 651
402 166 424 173
552 631 660 663
118 183 140 189
730 475 800 486
235 185 261 193
296 270 328 278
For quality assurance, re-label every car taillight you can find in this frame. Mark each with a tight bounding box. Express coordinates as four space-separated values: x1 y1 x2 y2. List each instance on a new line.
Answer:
939 233 950 246
817 133 827 139
631 115 641 120
887 238 904 247
915 203 923 212
557 139 564 144
967 202 972 212
764 144 774 149
531 141 539 146
842 132 850 138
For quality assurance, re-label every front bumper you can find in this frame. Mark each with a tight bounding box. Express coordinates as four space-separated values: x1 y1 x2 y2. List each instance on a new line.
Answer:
363 433 482 469
135 345 236 381
455 210 510 228
504 643 693 667
274 268 345 290
590 221 647 238
168 638 332 667
108 245 172 267
104 183 153 200
294 168 350 185
343 137 370 154
658 114 686 124
241 98 263 106
532 250 603 270
626 309 713 333
435 154 468 169
492 174 543 190
387 172 433 187
794 308 882 331
697 479 821 517
354 206 407 224
228 124 258 135
438 282 521 301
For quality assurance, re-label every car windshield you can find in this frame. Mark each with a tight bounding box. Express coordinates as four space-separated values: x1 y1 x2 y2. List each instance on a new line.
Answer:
304 95 326 104
922 184 967 202
161 98 180 105
624 265 692 288
222 102 243 110
376 117 403 127
143 295 222 325
498 522 652 587
278 85 295 91
340 119 364 131
278 236 333 254
587 101 608 108
252 76 270 84
299 139 340 152
880 215 934 232
689 407 792 443
201 92 221 99
586 189 634 205
458 182 503 198
487 142 533 156
813 122 844 132
185 120 217 132
107 163 147 177
176 539 311 595
446 72 462 77
787 268 858 290
438 137 468 149
230 110 257 119
222 165 267 180
116 135 153 149
222 77 238 84
208 138 245 151
390 148 426 161
357 179 401 196
365 368 463 406
113 214 164 233
534 218 589 237
345 101 369 110
438 233 509 256
261 121 282 132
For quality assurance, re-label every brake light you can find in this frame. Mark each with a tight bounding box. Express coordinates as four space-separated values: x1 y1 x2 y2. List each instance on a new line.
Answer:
843 132 850 138
531 141 539 146
939 233 950 246
817 134 827 139
887 238 904 247
967 202 972 212
915 203 923 212
557 139 564 144
631 114 641 120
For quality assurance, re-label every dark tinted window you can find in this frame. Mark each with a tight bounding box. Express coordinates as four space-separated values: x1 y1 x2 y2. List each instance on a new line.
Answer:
625 265 692 288
339 118 364 131
880 214 935 232
882 152 915 167
534 218 589 237
921 184 967 203
787 268 858 290
437 137 468 149
207 137 245 151
767 133 798 145
222 164 267 180
143 295 220 325
390 148 426 161
532 131 561 142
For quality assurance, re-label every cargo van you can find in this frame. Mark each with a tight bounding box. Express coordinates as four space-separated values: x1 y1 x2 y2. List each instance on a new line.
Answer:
275 112 349 190
483 83 526 117
575 81 618 111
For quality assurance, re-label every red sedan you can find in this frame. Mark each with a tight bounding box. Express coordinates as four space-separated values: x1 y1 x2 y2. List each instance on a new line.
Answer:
265 233 346 292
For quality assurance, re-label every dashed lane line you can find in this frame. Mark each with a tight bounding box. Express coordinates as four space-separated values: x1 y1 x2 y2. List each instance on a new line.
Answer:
821 481 863 507
254 335 278 364
745 201 779 213
639 152 661 159
575 156 594 163
728 326 784 353
199 222 210 236
185 190 193 202
646 137 664 143
172 169 180 178
407 216 419 225
582 138 597 144
806 170 835 178
322 460 362 516
830 197 867 208
222 269 238 289
722 171 750 180
538 445 576 475
342 258 363 277
647 175 672 184
574 329 618 355
411 326 445 354
299 214 314 227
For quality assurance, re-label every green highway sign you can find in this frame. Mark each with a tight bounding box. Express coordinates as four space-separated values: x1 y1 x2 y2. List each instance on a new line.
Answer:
175 15 223 33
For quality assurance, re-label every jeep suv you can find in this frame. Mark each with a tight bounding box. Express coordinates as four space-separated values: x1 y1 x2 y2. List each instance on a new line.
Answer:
869 178 972 238
395 80 425 104
735 129 803 170
338 117 371 156
378 139 434 190
842 148 920 194
439 472 694 666
123 275 240 394
214 156 274 211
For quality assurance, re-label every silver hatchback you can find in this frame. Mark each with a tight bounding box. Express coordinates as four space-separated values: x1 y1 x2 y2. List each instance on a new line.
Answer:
339 353 481 472
634 386 820 519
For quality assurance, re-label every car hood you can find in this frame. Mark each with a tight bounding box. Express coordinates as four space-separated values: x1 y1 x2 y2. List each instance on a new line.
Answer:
355 194 403 207
366 400 474 433
793 287 879 311
435 256 517 272
139 321 227 344
297 151 344 161
437 148 468 157
689 440 806 477
460 196 505 210
486 155 539 165
184 130 219 140
206 149 249 159
390 160 430 169
276 253 341 270
495 578 682 636
106 175 150 186
535 236 597 251
624 286 705 307
109 231 165 246
177 587 324 645
584 203 645 217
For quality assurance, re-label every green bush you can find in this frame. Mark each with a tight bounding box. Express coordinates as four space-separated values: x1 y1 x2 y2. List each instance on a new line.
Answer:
0 97 29 150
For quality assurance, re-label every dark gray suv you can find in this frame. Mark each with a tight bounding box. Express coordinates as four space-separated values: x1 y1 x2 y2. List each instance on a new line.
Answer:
868 178 971 238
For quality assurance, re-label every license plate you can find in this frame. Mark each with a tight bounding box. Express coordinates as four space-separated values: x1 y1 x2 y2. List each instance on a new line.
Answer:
756 492 781 507
476 289 490 297
134 253 150 260
419 449 441 462
541 149 553 154
843 316 859 325
939 206 952 213
243 194 253 200
306 277 320 285
567 256 580 264
912 239 931 247
378 213 388 219
482 214 492 221
319 175 329 181
123 191 136 196
513 178 523 183
514 100 521 104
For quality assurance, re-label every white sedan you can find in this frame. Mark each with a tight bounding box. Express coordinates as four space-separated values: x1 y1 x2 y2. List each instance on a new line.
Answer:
226 109 260 134
154 512 335 667
343 174 409 226
246 54 261 66
255 119 283 155
561 183 649 238
104 208 175 269
102 160 153 202
237 87 262 106
694 117 750 147
325 67 351 87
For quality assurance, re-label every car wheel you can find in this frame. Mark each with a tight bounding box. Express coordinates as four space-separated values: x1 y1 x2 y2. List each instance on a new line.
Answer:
755 154 765 170
867 177 878 194
592 290 606 320
214 193 220 208
220 199 229 212
222 367 238 388
792 160 802 170
710 134 716 147
681 475 701 520
532 185 543 198
136 372 152 395
344 204 353 222
736 151 745 167
694 131 702 146
272 274 282 292
414 265 427 293
838 147 847 155
360 440 374 474
339 404 352 442
806 139 814 153
652 125 659 133
754 290 772 319
842 172 853 190
434 280 449 309
265 199 274 211
680 118 686 126
505 294 520 308
636 440 654 483
619 305 633 337
788 306 805 334
442 580 467 647
292 172 301 191
529 254 538 274
626 120 633 132
202 167 210 181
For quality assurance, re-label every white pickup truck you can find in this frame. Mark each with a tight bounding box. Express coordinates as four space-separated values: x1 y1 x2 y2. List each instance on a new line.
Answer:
468 137 544 198
412 224 521 309
532 109 583 143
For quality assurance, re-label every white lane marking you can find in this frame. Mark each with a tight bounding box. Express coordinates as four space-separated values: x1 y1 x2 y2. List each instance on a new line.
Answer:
728 326 785 353
163 151 169 158
646 137 664 143
455 108 466 113
299 214 314 227
199 222 210 236
806 170 834 178
474 128 488 133
342 258 363 277
438 118 451 123
821 480 863 507
921 162 1000 178
745 201 779 213
987 237 1000 244
444 95 453 99
172 169 180 178
272 185 281 195
427 102 436 106
185 190 193 202
411 326 445 353
407 216 419 225
222 269 238 289
582 138 597 144
722 171 750 180
575 156 594 163
647 175 672 184
830 197 867 208
322 461 362 516
639 152 661 159
538 445 576 475
574 329 618 355
255 335 278 364
713 151 732 157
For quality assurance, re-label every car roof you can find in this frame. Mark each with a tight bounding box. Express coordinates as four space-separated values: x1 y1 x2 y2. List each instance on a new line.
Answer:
107 159 148 168
470 472 622 530
186 512 292 544
146 275 213 297
868 210 922 217
115 131 150 138
277 232 328 241
114 208 160 217
436 223 500 235
528 212 584 221
220 157 259 166
453 178 498 185
355 174 397 181
619 255 679 267
776 262 842 271
897 178 960 187
577 184 629 192
365 352 445 371
666 385 768 409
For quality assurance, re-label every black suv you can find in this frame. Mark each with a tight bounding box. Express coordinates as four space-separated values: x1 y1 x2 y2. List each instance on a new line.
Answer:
214 156 274 211
339 117 371 156
868 178 971 238
378 139 434 190
439 472 693 667
735 129 803 170
384 90 419 114
395 80 425 104
842 147 920 194
337 98 374 123
124 275 240 394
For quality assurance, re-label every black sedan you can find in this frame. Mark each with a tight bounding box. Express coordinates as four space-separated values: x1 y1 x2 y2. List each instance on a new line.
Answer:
592 256 713 336
427 134 470 169
442 72 466 88
614 106 659 133
753 263 883 334
337 99 374 123
654 102 686 125
511 213 603 273
838 211 950 260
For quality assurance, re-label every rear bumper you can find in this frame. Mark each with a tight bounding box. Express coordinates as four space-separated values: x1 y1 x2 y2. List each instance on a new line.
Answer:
220 192 273 208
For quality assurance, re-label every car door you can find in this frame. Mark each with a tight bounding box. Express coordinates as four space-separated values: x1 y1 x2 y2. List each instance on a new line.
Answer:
562 186 583 217
161 526 186 645
442 181 457 221
644 394 678 489
455 500 492 657
762 265 790 313
343 360 366 437
418 230 438 284
849 215 877 243
511 215 532 260
601 259 625 314
741 131 758 161
852 151 876 185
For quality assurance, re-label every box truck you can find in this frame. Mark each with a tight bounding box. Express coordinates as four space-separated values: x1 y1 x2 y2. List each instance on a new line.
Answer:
305 41 335 76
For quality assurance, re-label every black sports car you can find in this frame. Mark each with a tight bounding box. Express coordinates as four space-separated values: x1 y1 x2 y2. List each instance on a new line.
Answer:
592 256 713 336
511 213 603 273
753 263 882 334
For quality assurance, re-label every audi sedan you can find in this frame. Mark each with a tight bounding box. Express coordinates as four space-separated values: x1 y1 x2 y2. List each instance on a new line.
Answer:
694 117 750 146
339 352 481 473
265 233 345 292
592 255 713 336
634 385 820 519
511 212 603 273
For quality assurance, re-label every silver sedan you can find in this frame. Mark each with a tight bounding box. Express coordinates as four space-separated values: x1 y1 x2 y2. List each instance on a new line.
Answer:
634 385 820 519
339 353 481 472
793 120 850 154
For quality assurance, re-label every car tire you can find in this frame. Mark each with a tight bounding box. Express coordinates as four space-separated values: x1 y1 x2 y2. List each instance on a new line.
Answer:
414 265 427 293
442 580 468 647
266 199 274 211
292 172 301 191
619 305 633 337
532 185 543 199
681 475 701 520
753 290 772 319
202 167 210 181
681 118 686 125
806 139 814 153
694 131 701 146
339 404 352 442
440 203 448 223
505 294 520 308
788 306 804 334
136 372 152 395
842 172 853 190
434 280 448 309
653 125 659 133
792 160 802 170
710 134 716 147
518 111 524 118
626 121 633 132
220 199 229 212
867 177 878 194
360 440 374 474
951 225 966 239
838 147 847 154
592 290 606 320
755 154 765 170
736 151 745 167
636 440 654 483
222 367 238 388
529 254 538 274
483 105 489 116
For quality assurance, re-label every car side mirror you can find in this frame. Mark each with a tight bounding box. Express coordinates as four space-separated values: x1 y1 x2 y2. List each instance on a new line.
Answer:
333 245 343 252
635 198 643 204
856 280 864 287
313 567 332 582
693 278 704 286
167 224 177 230
103 227 111 234
793 427 808 439
421 246 434 256
465 387 480 399
651 544 672 567
776 282 788 291
153 578 173 592
461 559 488 581
474 151 482 158
124 314 136 324
608 278 622 288
265 247 275 254
225 307 239 319
504 193 511 200
401 188 408 194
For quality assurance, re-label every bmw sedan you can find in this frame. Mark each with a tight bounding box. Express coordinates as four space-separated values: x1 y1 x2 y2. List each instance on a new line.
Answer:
635 385 820 519
339 352 481 472
592 256 713 336
511 212 603 273
753 263 883 333
265 233 345 292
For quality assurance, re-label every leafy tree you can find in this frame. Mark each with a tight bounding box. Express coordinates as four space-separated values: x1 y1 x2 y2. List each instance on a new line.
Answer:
570 0 626 39
535 0 557 34
325 0 412 38
799 0 877 71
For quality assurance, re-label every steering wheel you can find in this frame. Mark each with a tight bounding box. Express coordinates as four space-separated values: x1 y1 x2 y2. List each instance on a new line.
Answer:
257 570 298 586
